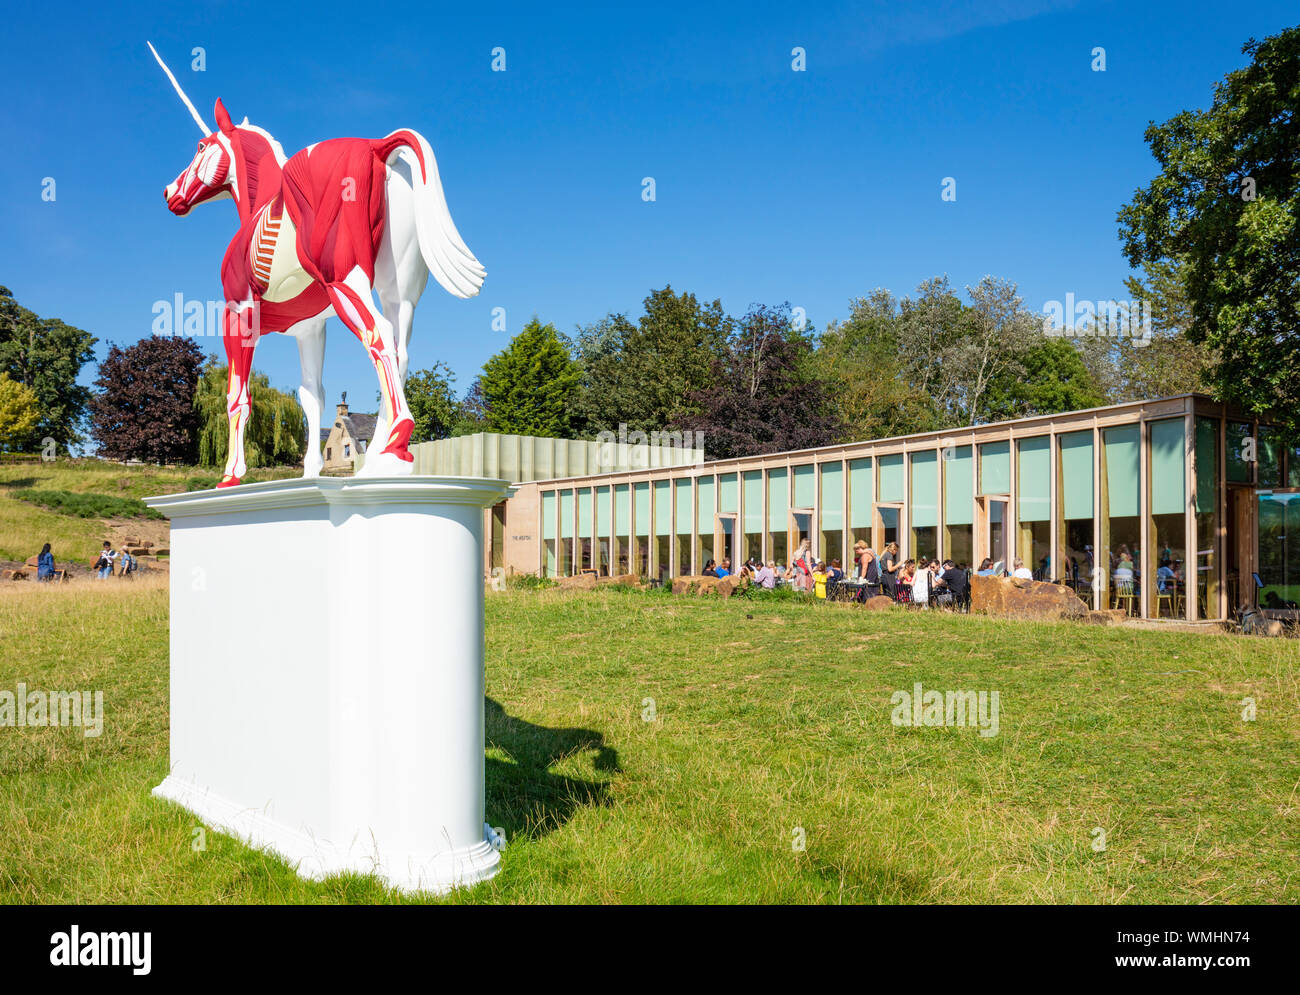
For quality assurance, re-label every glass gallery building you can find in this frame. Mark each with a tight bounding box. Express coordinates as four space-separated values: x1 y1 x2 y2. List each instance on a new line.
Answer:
497 394 1298 620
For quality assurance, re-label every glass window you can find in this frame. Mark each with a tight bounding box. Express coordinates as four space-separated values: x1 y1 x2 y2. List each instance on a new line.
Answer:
1194 417 1220 619
1149 418 1187 617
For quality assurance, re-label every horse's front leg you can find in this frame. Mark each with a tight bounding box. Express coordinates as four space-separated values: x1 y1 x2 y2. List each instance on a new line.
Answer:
292 317 327 479
218 303 259 488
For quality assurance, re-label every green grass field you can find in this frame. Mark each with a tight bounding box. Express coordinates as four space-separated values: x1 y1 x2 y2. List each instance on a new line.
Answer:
0 461 298 563
1 579 1296 904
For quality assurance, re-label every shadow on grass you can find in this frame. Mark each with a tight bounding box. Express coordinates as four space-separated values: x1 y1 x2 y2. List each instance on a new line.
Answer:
485 697 619 842
0 477 39 490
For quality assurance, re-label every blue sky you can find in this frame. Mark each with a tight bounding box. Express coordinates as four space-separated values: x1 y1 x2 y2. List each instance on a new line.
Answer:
2 0 1297 417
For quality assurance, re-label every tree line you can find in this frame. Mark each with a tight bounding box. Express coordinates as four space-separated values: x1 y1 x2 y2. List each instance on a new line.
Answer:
0 272 1221 467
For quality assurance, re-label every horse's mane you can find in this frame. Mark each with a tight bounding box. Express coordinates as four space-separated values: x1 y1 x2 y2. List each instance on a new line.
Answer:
232 124 286 214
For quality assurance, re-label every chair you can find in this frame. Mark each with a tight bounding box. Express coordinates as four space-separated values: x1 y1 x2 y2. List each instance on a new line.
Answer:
1155 586 1176 618
1113 577 1137 616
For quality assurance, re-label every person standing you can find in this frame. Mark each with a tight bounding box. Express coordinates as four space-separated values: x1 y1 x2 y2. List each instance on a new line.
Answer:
880 542 900 598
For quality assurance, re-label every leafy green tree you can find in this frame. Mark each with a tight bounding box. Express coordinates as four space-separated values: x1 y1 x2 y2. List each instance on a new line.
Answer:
812 289 937 442
193 358 306 469
1118 27 1300 434
1113 259 1213 401
402 362 461 443
0 286 97 451
450 376 490 436
984 337 1108 419
0 373 40 450
577 286 731 435
480 318 580 436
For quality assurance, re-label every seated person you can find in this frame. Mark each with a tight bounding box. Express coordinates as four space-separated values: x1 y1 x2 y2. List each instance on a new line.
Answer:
36 543 55 582
754 561 776 589
974 557 995 577
702 559 718 577
938 560 969 605
715 558 731 578
1156 559 1176 593
1011 558 1034 580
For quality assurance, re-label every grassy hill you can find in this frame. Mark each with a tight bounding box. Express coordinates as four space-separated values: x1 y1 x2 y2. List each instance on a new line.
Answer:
1 582 1295 904
0 460 299 564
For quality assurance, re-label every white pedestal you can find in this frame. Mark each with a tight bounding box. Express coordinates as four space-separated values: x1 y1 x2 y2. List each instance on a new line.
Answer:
144 476 513 894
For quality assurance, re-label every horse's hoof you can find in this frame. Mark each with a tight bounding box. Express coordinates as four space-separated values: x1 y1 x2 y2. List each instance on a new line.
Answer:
355 451 414 478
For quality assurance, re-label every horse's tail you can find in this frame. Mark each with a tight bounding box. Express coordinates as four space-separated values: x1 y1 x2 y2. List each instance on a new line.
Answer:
374 129 486 299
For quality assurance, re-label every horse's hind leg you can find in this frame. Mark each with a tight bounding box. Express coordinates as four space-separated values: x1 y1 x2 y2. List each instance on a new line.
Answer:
324 267 414 477
291 317 327 478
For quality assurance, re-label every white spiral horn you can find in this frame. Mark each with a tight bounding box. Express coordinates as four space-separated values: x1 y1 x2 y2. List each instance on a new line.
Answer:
147 41 211 135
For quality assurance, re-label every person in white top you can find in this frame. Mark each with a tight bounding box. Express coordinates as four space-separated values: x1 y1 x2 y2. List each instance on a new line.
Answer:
1011 557 1034 580
912 559 931 605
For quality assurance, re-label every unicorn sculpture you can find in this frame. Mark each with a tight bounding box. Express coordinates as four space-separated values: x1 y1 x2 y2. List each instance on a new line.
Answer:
149 42 484 486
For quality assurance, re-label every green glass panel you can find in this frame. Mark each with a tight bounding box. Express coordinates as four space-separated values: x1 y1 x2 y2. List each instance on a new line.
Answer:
820 462 843 529
718 472 738 514
654 479 671 534
560 489 574 538
675 478 693 534
944 445 973 526
849 458 872 528
542 491 555 540
578 488 593 536
743 471 763 532
1060 430 1094 521
596 485 609 535
980 441 1010 495
1018 436 1051 522
697 476 715 530
878 454 904 503
1226 422 1252 483
768 467 788 531
793 464 815 508
615 483 631 534
1150 418 1186 517
910 450 938 528
1195 418 1218 515
1104 425 1140 518
634 481 650 536
1259 426 1282 487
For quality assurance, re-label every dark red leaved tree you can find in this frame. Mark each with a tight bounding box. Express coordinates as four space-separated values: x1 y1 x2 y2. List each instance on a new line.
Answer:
89 335 205 463
678 303 844 460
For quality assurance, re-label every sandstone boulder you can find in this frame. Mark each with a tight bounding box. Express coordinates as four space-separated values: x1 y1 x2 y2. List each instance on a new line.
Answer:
970 574 1089 621
556 573 599 591
555 572 647 591
672 574 746 598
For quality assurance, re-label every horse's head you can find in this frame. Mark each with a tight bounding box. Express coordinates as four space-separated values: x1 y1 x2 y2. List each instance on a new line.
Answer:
164 100 238 216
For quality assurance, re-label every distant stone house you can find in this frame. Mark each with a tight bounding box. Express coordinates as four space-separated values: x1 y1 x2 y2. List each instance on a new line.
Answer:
321 395 377 473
